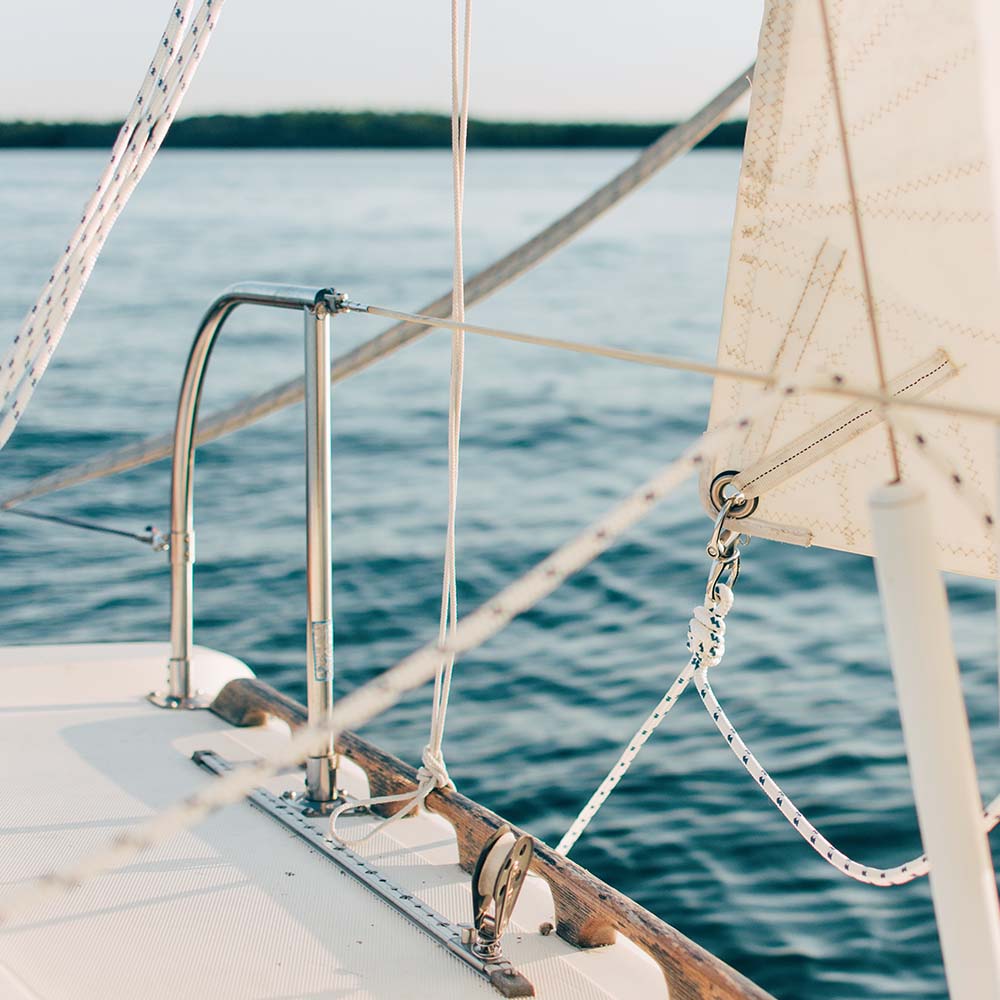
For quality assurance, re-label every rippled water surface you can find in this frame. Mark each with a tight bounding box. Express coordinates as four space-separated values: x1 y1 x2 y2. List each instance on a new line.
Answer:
2 149 998 1000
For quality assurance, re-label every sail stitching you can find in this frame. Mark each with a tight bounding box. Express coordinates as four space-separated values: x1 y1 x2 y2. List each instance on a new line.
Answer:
739 356 951 493
730 353 953 505
739 239 846 462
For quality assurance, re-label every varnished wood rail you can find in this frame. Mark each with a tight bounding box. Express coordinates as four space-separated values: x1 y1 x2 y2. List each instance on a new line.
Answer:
211 677 774 1000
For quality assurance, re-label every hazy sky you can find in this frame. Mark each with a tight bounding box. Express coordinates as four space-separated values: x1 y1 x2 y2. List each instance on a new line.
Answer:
1 1 762 123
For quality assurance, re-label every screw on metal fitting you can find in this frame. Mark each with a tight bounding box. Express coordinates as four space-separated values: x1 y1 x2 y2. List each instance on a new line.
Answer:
321 289 350 314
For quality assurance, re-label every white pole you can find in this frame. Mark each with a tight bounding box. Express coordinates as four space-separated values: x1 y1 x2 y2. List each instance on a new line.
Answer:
870 481 1000 999
996 425 1000 726
973 0 1000 728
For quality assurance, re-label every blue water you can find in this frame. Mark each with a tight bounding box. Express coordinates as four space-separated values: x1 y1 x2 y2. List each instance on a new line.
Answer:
2 149 998 1000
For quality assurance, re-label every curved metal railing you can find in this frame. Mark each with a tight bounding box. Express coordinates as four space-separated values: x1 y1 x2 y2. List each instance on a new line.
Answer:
151 281 344 804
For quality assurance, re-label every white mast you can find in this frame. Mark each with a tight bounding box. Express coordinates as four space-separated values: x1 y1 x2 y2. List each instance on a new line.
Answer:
870 483 1000 998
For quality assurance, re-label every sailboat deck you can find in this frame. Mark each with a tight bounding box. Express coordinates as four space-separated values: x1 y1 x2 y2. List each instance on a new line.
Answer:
0 643 667 1000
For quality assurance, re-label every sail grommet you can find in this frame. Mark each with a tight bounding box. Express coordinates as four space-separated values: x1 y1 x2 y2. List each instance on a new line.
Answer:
708 470 758 519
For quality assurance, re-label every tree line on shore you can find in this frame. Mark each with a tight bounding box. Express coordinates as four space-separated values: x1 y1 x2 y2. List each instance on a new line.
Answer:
0 111 746 150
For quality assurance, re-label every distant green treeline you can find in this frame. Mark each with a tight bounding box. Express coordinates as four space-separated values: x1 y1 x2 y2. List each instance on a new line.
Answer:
0 111 746 150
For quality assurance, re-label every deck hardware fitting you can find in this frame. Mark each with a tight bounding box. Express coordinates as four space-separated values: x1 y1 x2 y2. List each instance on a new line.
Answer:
193 749 535 998
464 824 534 966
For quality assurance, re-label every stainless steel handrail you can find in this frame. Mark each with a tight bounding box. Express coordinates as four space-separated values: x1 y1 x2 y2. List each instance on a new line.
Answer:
150 281 343 803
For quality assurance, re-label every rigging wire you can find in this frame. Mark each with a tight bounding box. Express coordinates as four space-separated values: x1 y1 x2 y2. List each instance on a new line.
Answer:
347 301 1000 425
0 65 755 512
1 506 165 548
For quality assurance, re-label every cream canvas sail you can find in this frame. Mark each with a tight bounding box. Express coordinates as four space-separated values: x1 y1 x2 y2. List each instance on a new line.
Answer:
705 0 1000 578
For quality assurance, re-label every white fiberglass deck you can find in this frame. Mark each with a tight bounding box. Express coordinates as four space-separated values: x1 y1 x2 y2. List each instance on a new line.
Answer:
0 643 667 1000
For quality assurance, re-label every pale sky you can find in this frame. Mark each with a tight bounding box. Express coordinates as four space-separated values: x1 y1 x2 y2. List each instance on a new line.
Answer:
0 1 762 123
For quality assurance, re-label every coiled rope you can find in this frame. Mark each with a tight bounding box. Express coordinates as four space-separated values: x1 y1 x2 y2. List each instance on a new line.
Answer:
329 0 474 843
0 0 223 451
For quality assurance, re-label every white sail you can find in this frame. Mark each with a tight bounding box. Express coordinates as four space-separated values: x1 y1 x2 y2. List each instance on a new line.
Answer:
705 0 1000 578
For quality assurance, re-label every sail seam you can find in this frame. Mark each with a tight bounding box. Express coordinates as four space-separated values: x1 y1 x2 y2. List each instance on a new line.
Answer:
741 358 950 492
817 0 901 480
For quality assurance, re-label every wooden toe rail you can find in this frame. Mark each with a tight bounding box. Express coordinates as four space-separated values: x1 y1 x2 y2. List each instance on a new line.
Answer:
211 677 774 1000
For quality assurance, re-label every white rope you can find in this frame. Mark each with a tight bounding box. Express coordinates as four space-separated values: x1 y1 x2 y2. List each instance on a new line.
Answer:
555 583 735 856
0 0 223 450
428 0 474 786
6 394 759 919
329 0 473 845
351 303 1000 428
557 568 1000 886
0 66 755 511
694 666 1000 886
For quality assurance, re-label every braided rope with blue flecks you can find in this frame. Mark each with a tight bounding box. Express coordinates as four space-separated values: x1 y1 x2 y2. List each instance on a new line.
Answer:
559 580 1000 884
555 583 736 856
0 0 224 450
695 665 1000 886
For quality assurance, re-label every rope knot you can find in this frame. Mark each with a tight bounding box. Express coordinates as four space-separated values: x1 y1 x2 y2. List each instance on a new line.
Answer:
686 584 734 669
419 745 453 789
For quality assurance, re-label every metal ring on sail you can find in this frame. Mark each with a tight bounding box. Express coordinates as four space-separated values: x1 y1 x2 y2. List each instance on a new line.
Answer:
708 470 758 520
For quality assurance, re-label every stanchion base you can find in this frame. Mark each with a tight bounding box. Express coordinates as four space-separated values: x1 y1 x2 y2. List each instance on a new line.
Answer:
147 690 213 710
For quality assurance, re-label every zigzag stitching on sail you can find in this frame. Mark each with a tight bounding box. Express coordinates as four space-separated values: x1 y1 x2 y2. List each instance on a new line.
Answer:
773 44 977 186
764 0 904 174
760 202 989 224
